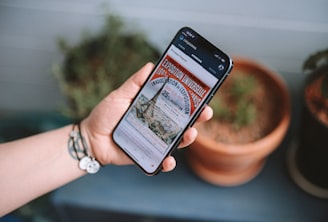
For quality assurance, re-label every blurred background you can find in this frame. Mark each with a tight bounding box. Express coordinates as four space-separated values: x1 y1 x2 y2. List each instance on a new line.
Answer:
1 0 328 221
0 0 327 112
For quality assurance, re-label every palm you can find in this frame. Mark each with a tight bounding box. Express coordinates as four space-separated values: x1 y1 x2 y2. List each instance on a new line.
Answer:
83 63 213 170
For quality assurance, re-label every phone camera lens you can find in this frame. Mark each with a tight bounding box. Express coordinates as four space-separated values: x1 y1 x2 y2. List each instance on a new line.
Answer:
179 35 184 41
218 64 225 71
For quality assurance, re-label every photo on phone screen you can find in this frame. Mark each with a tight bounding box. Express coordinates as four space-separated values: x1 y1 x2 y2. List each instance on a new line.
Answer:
112 27 233 175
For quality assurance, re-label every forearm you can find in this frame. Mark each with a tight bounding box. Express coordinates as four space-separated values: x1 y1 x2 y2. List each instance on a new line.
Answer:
0 124 85 216
0 62 210 216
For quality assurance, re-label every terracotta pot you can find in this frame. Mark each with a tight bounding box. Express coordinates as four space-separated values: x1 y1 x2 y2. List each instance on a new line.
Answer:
287 64 328 198
187 57 291 186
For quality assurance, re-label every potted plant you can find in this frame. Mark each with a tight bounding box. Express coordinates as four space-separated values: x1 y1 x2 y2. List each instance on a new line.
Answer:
53 14 160 120
187 57 291 186
287 49 328 198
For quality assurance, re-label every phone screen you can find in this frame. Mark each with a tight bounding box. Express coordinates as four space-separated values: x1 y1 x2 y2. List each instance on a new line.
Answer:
113 27 233 175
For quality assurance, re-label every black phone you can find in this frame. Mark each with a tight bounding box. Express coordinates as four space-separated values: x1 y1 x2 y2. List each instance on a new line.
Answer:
112 27 233 175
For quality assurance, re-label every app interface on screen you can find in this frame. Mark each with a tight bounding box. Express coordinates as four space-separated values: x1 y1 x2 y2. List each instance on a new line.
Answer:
113 30 228 173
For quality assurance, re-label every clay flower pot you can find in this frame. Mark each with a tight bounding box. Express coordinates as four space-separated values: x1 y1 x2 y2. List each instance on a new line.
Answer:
287 64 328 198
187 57 291 186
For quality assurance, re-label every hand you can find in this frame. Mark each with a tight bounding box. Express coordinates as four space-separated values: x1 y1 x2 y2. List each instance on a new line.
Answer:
82 63 213 172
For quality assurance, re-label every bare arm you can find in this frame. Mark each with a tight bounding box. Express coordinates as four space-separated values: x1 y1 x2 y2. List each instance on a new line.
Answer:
0 125 83 215
0 63 213 216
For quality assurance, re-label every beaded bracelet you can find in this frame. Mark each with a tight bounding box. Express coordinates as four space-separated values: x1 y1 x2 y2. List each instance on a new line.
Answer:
69 123 100 174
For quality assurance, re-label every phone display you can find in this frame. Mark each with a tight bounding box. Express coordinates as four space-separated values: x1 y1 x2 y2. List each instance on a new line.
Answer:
112 27 233 175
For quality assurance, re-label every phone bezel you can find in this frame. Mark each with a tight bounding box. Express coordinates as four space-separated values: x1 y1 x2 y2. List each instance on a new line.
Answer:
112 27 233 175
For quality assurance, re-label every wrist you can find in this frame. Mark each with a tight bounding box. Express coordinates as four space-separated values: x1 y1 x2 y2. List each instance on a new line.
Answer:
69 122 101 174
78 120 108 166
78 120 95 157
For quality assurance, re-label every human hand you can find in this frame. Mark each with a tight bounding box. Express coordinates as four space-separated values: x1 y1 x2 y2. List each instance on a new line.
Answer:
82 63 213 172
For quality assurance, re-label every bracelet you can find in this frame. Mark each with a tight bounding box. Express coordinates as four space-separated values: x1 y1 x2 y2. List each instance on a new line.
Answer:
69 123 100 174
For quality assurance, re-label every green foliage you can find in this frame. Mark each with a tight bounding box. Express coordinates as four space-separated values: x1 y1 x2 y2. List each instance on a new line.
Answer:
53 14 160 119
235 98 257 128
211 73 257 129
303 48 328 98
211 99 231 120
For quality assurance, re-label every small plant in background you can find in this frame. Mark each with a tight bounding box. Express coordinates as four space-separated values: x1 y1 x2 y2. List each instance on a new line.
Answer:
286 48 328 197
302 48 328 125
188 57 291 185
303 48 328 98
210 72 258 129
53 14 160 119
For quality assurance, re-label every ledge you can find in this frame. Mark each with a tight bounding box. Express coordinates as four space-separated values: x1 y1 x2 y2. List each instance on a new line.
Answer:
52 141 328 222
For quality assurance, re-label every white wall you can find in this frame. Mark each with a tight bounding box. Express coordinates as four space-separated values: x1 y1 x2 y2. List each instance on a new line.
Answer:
1 0 328 112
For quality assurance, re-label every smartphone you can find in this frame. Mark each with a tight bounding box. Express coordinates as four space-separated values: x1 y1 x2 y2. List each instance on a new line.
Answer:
112 27 233 175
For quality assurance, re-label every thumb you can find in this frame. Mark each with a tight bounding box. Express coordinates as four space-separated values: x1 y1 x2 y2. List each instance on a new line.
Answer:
116 63 154 98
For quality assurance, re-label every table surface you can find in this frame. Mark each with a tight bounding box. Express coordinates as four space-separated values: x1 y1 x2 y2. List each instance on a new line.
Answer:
52 137 328 222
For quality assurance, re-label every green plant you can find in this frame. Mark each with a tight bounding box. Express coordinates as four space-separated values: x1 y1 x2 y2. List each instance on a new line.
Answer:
53 14 160 119
303 48 328 98
210 72 257 129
